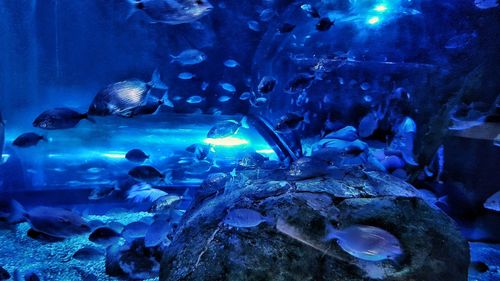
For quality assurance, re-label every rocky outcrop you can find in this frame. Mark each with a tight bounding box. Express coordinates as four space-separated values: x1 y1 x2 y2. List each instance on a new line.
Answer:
160 166 469 281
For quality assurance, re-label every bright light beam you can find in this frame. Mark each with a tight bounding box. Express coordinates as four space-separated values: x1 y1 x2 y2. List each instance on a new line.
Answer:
367 16 380 25
374 4 388 12
203 137 249 147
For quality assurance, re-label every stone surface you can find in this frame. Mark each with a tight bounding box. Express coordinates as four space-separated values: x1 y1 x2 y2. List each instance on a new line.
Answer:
160 167 470 281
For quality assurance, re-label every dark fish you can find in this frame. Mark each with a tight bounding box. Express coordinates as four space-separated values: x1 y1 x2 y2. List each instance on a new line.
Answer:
127 182 168 203
238 152 268 169
316 17 333 31
170 49 207 65
33 108 94 130
73 246 105 260
88 69 167 117
284 73 316 95
128 166 167 183
88 185 118 200
186 143 210 160
27 228 65 242
325 224 403 261
257 76 277 94
128 0 213 25
207 116 248 138
274 113 304 133
0 266 10 280
201 172 230 189
277 22 295 33
17 205 90 238
24 271 41 281
12 133 45 148
89 227 121 245
126 149 150 163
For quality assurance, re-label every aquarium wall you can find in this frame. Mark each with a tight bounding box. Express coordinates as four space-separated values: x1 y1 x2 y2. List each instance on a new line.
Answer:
0 0 499 280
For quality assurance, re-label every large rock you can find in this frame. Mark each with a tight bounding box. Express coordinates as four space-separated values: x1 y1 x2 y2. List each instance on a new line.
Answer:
160 167 469 281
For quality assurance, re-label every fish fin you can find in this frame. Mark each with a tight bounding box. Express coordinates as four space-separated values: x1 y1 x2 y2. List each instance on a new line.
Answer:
160 90 174 108
323 223 338 241
240 116 249 129
9 200 26 223
149 69 168 90
169 55 178 63
126 0 141 20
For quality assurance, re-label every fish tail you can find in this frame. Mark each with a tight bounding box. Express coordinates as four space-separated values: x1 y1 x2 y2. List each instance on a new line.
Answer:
149 68 168 90
82 113 96 124
240 116 249 129
323 223 339 241
160 89 174 108
8 200 26 223
169 55 178 63
126 0 140 20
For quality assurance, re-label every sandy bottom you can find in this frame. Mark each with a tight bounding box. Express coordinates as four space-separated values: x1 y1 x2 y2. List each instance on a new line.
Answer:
0 211 159 281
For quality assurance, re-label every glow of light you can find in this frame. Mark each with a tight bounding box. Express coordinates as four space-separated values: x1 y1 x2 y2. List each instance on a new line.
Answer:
1 154 10 163
102 153 125 159
367 16 380 25
203 137 249 146
256 149 275 154
374 4 388 12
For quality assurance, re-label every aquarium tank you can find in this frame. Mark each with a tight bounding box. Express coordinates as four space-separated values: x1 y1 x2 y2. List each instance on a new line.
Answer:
0 0 498 280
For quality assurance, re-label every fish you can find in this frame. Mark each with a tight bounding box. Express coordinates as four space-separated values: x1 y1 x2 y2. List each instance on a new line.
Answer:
445 32 477 49
223 208 272 228
483 191 500 212
219 82 236 93
11 203 90 239
144 218 172 247
284 73 316 95
206 116 249 138
239 91 253 100
72 246 105 260
0 112 4 162
474 0 499 9
33 108 94 130
121 221 150 240
186 143 210 160
358 111 379 138
238 152 268 169
88 185 118 200
325 224 403 261
277 22 295 33
88 69 167 117
12 133 46 148
257 76 277 94
274 112 305 133
250 97 268 107
223 59 240 68
149 194 183 213
178 72 195 79
127 90 174 117
170 49 207 65
201 81 209 91
128 166 170 183
323 126 358 141
88 227 121 245
360 82 370 91
259 8 275 22
247 20 260 32
127 182 168 203
186 95 204 104
126 149 150 163
300 4 320 18
316 17 333 31
218 96 231 102
128 0 213 25
184 159 213 175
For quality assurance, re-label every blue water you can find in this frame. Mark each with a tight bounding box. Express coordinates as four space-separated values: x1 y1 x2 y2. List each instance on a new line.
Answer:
0 0 499 280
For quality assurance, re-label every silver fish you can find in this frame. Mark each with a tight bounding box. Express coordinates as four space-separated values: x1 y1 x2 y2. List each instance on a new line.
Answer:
170 49 207 65
121 221 150 240
325 224 403 261
186 95 204 104
128 0 213 25
88 69 167 117
206 116 248 138
21 206 90 238
223 59 239 68
223 208 271 228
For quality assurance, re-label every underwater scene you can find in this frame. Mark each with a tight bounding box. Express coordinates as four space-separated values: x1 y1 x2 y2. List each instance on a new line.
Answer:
0 0 499 280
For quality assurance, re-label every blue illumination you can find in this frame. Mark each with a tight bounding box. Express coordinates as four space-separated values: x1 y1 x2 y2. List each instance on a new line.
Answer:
368 16 380 25
374 4 388 12
102 153 126 159
203 137 249 146
256 149 275 154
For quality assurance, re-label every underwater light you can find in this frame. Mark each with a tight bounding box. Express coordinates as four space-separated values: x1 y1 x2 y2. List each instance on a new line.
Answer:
256 149 275 154
367 16 380 25
374 4 388 12
1 154 10 163
102 153 126 159
203 137 249 146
